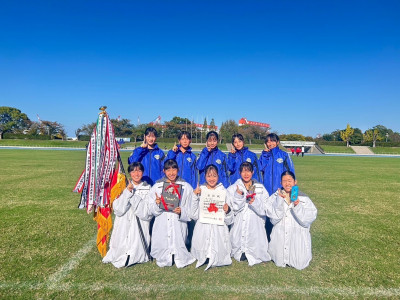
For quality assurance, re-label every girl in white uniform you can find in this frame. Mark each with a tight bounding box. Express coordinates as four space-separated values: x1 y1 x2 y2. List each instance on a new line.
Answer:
190 164 233 270
266 170 317 270
227 162 271 266
146 159 195 268
103 162 151 268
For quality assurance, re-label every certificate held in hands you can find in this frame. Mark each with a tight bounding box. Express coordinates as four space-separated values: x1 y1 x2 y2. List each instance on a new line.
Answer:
199 189 226 225
160 182 182 211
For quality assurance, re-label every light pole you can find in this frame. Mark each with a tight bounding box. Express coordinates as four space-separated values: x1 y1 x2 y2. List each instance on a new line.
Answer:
190 119 193 138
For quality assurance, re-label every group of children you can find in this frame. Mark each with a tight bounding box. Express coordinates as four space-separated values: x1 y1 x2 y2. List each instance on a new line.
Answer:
103 127 317 271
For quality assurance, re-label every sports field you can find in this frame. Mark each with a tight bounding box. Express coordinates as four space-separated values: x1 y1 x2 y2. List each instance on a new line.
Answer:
0 149 399 299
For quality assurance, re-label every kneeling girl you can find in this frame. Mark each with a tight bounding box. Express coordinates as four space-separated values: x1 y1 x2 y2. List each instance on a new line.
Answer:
228 161 271 266
190 164 233 270
146 159 195 268
102 162 152 268
266 171 317 270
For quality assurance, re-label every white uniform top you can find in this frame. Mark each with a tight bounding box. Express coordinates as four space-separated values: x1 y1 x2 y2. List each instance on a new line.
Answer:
266 191 317 270
102 181 151 268
227 179 271 266
190 183 234 270
146 177 196 268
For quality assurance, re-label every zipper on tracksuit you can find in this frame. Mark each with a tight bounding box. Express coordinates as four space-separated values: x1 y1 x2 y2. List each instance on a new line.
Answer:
148 149 152 180
190 157 195 187
271 150 274 192
180 152 184 178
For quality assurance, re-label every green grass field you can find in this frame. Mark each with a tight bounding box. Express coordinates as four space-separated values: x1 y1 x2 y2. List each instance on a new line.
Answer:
3 140 400 156
370 147 400 155
0 139 88 148
319 145 355 154
0 149 399 299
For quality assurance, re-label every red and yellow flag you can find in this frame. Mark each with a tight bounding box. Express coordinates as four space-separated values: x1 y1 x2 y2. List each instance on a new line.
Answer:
73 109 126 257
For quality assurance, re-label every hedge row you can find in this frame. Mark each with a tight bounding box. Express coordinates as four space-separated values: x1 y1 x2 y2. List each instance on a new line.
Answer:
316 140 400 147
316 141 347 146
374 141 400 147
2 133 52 140
77 135 91 141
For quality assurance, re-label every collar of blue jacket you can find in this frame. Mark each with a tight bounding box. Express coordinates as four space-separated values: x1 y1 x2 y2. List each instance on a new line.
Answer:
236 146 249 154
177 145 193 153
148 144 161 151
209 146 219 153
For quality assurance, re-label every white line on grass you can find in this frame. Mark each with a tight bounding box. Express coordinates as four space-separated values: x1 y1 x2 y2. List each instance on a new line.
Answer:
1 281 399 297
0 281 43 290
46 236 96 290
3 235 399 297
60 283 400 297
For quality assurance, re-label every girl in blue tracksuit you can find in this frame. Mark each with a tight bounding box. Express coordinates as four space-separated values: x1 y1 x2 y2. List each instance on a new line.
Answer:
197 131 229 188
166 131 197 189
228 133 260 184
259 133 295 195
128 127 165 186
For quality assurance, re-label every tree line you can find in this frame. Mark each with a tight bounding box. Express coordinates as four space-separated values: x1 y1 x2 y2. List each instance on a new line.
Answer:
75 116 218 143
319 124 400 147
1 106 399 147
0 107 66 140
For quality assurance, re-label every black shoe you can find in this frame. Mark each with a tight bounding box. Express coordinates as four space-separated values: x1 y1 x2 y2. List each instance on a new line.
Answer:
240 253 247 261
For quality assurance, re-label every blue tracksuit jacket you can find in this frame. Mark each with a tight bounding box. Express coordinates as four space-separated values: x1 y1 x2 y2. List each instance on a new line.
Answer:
128 144 165 186
227 146 261 184
197 147 229 188
166 146 198 189
259 147 295 195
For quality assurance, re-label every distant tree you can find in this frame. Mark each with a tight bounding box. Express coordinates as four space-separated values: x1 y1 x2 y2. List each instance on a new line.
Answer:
350 128 363 145
161 116 192 138
75 128 82 138
131 124 147 143
331 129 342 141
241 125 268 143
76 122 96 137
305 136 314 141
200 118 208 143
169 116 191 125
164 121 182 138
203 117 208 132
340 124 354 147
322 133 334 141
280 134 306 141
366 125 400 143
373 125 389 136
238 125 253 144
26 121 41 135
370 125 394 143
364 127 382 148
391 132 400 143
209 118 216 131
219 120 239 144
0 106 30 139
38 120 66 139
152 124 165 138
111 118 134 136
253 126 268 140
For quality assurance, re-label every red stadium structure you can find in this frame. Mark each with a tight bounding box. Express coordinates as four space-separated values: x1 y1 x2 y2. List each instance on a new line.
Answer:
149 116 162 125
238 118 270 129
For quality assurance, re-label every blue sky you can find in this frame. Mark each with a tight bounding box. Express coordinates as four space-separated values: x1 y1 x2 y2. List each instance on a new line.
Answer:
1 0 399 137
